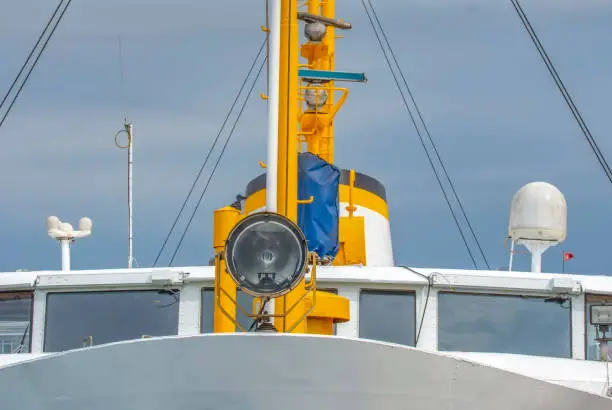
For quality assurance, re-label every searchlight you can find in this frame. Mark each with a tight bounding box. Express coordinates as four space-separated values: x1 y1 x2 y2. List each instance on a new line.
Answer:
224 212 308 298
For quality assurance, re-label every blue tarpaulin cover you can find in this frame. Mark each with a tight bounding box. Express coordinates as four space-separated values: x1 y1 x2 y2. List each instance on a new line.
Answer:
297 152 340 259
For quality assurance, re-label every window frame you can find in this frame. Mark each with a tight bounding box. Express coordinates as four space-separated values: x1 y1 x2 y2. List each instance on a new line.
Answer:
42 288 181 352
201 287 214 333
0 291 34 354
584 293 612 361
436 290 573 358
358 288 417 346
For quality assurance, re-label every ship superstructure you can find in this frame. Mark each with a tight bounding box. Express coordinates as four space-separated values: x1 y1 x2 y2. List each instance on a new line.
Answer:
0 0 610 409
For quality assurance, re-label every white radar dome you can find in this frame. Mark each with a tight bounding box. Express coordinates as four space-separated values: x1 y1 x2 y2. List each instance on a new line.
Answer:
508 181 567 243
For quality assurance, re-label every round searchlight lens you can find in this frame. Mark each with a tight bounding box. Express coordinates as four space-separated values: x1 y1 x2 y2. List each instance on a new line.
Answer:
225 212 309 298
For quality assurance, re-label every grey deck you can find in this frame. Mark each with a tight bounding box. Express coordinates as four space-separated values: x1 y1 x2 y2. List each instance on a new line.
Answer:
0 334 609 410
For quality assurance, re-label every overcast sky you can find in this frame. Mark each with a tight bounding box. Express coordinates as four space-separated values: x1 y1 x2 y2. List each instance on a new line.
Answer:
0 0 611 275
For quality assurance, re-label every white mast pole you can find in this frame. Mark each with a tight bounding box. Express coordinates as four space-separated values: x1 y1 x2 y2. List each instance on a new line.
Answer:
530 246 543 274
266 0 281 213
262 0 281 325
115 121 134 269
47 216 92 272
127 123 133 269
60 240 71 272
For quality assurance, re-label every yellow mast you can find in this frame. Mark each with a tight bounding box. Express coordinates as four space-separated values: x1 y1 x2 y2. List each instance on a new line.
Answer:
274 0 304 333
276 0 299 222
321 0 336 162
212 0 351 335
300 0 337 162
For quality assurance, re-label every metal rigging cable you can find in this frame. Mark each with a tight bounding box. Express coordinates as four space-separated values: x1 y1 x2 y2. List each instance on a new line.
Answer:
509 0 612 185
361 0 480 269
366 0 490 270
152 39 267 267
167 55 267 266
0 0 65 112
0 0 74 129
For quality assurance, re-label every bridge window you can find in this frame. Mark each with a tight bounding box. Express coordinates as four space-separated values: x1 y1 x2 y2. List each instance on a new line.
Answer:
438 292 571 358
43 290 180 352
201 288 214 333
0 292 33 354
585 294 612 361
359 290 416 346
201 288 257 333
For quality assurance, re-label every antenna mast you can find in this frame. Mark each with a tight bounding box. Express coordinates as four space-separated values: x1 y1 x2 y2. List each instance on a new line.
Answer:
115 121 134 268
47 216 93 271
508 182 567 273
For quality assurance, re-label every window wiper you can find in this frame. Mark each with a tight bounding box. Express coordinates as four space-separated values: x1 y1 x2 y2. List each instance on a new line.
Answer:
11 322 30 354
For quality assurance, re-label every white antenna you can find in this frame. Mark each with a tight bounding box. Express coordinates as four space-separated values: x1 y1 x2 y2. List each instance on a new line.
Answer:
115 121 134 269
47 216 92 271
508 181 567 273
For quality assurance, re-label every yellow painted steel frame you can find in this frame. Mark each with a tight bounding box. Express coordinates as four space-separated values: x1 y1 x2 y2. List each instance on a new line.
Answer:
305 290 350 335
297 82 348 156
212 206 241 333
212 0 357 334
334 169 366 265
275 0 306 333
298 0 340 163
334 216 366 266
277 0 299 221
214 252 319 333
299 0 343 152
347 169 357 217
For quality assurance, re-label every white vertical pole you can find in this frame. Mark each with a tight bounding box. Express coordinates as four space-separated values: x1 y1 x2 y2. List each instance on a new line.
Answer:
522 240 549 273
127 123 134 269
116 122 134 269
508 239 515 272
531 248 543 273
263 0 281 325
266 0 280 213
60 240 70 272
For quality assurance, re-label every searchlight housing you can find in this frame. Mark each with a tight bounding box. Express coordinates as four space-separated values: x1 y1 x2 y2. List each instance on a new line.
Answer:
224 212 309 298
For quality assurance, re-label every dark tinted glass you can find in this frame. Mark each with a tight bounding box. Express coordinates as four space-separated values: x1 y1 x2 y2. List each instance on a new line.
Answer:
201 288 214 333
438 292 571 358
201 288 257 333
44 290 179 352
227 217 306 297
359 290 415 346
0 292 33 354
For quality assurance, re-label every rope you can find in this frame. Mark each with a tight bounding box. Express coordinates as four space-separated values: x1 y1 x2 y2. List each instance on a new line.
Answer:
167 55 267 266
153 39 267 266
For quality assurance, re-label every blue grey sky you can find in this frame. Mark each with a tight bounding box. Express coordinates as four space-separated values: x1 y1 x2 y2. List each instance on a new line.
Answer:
0 0 611 274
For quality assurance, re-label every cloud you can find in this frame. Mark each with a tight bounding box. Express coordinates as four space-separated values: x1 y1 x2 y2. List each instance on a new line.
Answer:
0 0 611 273
0 1 263 37
375 0 612 11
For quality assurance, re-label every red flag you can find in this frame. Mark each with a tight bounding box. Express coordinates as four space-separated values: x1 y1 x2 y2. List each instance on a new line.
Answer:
564 252 574 262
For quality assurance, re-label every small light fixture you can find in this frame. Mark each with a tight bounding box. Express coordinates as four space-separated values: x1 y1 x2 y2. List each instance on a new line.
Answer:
304 84 328 109
590 305 612 326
